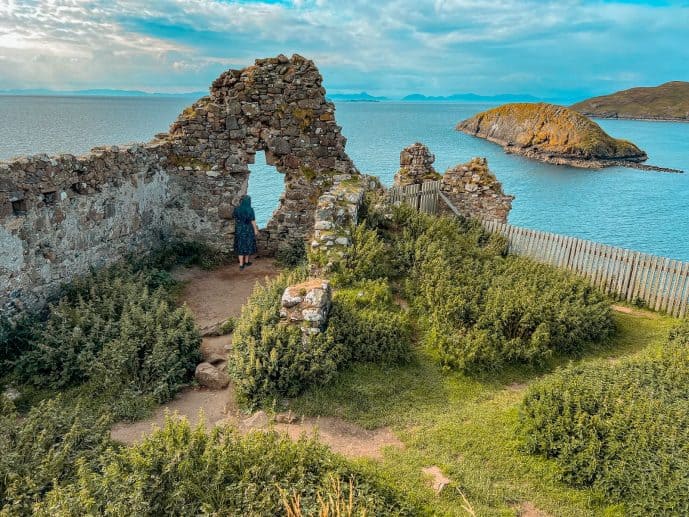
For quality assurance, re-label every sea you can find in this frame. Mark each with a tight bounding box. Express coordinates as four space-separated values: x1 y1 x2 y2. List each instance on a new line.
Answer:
1 95 688 260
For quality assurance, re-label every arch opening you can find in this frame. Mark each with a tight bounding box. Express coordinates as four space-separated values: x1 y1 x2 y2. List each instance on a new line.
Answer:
246 150 283 229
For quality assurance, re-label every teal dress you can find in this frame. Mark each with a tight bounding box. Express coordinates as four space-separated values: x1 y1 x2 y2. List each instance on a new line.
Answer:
233 206 257 255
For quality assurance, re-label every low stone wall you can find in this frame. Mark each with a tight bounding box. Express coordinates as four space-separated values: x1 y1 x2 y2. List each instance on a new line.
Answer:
0 54 359 315
310 173 377 266
0 145 172 313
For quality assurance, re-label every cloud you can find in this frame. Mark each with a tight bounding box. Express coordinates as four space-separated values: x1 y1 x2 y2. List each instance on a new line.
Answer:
0 0 687 97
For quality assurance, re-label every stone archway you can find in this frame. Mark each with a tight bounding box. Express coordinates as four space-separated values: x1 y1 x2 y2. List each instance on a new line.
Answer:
0 54 364 313
161 54 359 255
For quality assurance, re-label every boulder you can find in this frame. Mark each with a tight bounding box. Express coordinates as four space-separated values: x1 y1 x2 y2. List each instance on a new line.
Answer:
195 362 230 390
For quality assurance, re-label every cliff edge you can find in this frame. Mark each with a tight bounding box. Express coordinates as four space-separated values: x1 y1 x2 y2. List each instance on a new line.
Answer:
456 103 657 170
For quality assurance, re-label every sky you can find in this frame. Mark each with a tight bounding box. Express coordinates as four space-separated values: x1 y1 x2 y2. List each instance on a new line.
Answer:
0 0 687 100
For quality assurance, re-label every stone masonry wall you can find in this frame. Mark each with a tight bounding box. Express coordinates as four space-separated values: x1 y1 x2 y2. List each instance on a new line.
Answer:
0 54 359 315
440 157 513 223
393 143 441 187
392 143 512 223
0 145 172 313
164 53 358 255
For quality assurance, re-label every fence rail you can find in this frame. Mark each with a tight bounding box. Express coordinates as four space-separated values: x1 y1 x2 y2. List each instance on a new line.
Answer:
386 181 689 317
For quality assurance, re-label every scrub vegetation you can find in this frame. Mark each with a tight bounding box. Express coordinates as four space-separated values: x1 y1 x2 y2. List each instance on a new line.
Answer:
1 204 685 515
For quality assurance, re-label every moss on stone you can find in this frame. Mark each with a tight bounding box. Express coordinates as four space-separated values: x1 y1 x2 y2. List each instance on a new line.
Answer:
292 107 314 130
167 155 212 171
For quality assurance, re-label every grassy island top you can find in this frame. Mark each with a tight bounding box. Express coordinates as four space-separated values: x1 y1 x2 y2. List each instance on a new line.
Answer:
457 102 646 161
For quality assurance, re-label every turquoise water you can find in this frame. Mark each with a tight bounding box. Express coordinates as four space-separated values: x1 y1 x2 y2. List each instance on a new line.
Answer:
1 96 688 260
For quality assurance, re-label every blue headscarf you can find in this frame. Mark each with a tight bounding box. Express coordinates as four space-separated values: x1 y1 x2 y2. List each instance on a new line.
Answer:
234 195 255 223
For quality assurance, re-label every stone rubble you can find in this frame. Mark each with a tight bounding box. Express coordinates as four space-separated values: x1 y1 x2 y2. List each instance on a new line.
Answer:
280 278 332 338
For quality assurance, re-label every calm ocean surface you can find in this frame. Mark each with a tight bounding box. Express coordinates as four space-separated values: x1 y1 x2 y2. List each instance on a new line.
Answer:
2 95 688 260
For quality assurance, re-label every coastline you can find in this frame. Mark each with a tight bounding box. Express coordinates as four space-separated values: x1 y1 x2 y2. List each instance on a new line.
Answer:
460 131 684 173
582 113 689 123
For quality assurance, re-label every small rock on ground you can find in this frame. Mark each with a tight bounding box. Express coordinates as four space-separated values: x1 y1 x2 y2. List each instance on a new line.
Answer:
195 362 230 390
240 410 269 431
422 466 451 493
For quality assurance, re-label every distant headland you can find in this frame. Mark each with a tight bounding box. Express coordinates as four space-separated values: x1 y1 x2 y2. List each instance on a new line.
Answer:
571 81 689 122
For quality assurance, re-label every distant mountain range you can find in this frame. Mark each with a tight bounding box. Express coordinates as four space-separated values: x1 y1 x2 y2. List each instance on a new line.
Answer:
326 91 541 102
1 88 545 103
0 88 206 98
402 92 540 102
326 92 388 101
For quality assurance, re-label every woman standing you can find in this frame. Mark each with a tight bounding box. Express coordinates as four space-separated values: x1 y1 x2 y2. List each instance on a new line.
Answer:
233 195 259 270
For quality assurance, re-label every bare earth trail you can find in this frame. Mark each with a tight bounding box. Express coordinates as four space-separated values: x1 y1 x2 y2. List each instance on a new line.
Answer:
110 258 402 460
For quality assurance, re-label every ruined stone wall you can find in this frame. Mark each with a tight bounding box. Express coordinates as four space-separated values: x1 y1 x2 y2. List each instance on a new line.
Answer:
0 144 172 313
0 54 359 314
164 54 358 255
393 143 441 187
392 143 513 223
440 157 513 223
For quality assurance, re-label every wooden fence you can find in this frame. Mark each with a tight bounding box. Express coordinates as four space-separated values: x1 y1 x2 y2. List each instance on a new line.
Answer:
387 181 440 214
385 181 689 317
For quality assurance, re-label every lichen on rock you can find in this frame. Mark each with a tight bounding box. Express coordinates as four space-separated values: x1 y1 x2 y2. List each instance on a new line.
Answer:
456 102 648 169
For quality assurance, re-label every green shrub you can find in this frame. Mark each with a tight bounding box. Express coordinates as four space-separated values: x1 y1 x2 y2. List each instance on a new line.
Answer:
329 223 393 286
229 272 347 408
36 418 417 516
230 274 412 408
436 259 613 370
0 315 37 368
219 316 236 335
520 322 689 515
383 209 613 371
327 280 412 364
13 264 201 419
142 240 231 270
276 237 308 268
0 396 112 515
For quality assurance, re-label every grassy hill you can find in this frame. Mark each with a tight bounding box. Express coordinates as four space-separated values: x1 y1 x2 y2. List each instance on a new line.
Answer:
571 81 689 121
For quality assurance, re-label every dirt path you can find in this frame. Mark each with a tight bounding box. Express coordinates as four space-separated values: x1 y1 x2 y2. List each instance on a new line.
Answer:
112 259 276 443
111 258 402 460
612 304 660 319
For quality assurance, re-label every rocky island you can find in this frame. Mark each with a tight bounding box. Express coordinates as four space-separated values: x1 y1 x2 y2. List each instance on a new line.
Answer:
457 103 681 172
572 81 689 121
